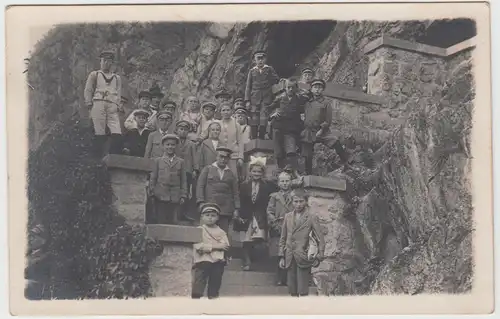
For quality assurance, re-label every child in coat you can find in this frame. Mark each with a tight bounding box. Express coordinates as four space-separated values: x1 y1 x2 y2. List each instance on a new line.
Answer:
122 109 152 157
245 50 281 140
197 102 217 142
268 78 312 170
144 110 174 159
175 120 199 222
191 203 230 299
301 79 332 175
218 102 244 182
279 189 325 297
148 134 188 224
236 157 277 270
267 171 294 285
197 121 222 170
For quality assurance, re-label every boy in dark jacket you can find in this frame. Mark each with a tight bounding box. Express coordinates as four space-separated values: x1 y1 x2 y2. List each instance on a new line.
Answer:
122 109 152 157
268 78 311 171
301 79 332 175
245 50 281 140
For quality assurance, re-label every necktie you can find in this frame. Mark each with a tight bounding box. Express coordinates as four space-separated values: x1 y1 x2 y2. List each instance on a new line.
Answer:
252 182 258 202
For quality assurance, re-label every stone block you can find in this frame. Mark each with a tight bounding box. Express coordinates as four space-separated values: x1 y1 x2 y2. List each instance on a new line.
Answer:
109 169 149 185
116 203 145 225
149 243 193 297
147 224 202 243
111 183 147 205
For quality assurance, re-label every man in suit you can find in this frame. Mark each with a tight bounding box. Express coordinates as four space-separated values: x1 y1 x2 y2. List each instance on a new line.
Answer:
279 188 325 297
196 146 240 234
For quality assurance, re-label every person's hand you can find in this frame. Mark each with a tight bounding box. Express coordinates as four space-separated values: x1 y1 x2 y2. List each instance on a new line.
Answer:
192 170 198 180
279 257 285 269
245 101 251 108
179 198 186 205
202 245 212 253
123 148 131 155
300 129 306 138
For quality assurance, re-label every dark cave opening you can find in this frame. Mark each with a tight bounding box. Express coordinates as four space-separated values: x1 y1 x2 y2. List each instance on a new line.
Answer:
265 20 336 78
417 18 477 48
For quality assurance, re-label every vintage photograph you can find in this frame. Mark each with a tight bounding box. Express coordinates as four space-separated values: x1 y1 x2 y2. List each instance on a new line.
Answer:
7 2 493 316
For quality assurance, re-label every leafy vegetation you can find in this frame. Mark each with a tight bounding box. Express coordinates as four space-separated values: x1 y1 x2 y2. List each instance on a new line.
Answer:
26 119 162 299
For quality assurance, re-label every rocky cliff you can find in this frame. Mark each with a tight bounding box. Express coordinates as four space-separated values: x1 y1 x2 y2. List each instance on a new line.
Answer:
28 19 475 295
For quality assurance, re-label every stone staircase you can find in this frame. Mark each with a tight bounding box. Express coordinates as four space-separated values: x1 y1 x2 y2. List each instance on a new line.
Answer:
220 230 317 297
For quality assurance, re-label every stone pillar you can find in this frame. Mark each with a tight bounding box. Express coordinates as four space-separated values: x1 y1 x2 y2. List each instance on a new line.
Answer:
103 154 154 225
364 36 447 119
146 224 202 297
244 139 279 180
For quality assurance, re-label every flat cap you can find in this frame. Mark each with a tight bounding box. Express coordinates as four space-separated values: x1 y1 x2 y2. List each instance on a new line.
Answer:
214 89 231 99
157 110 173 119
216 146 233 154
134 109 151 117
176 120 191 128
234 106 247 115
199 202 221 215
202 102 217 110
253 50 267 58
161 134 180 144
301 67 314 74
310 79 326 88
233 97 244 103
99 50 115 59
149 86 165 98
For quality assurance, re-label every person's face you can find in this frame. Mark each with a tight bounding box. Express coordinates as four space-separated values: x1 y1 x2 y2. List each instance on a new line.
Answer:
217 95 231 104
152 96 162 108
302 72 313 83
234 101 244 109
216 151 230 167
177 126 189 138
201 211 218 226
292 196 307 212
250 166 264 181
236 113 246 125
163 139 177 155
157 117 170 130
135 115 147 128
100 57 112 71
285 81 297 96
311 84 324 96
209 124 221 139
138 97 151 108
254 55 266 67
203 107 215 119
220 105 232 120
278 175 292 191
186 97 198 111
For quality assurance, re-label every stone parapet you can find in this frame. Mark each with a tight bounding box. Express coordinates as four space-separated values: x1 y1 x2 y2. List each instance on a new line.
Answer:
104 154 154 225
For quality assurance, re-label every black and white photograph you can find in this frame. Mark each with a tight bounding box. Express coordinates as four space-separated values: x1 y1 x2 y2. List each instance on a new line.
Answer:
6 2 493 316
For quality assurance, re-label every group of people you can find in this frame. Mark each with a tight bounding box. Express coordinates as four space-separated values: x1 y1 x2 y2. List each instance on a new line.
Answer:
83 49 347 299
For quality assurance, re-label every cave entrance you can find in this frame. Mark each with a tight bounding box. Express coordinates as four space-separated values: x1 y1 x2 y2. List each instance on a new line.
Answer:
265 20 336 78
416 18 477 48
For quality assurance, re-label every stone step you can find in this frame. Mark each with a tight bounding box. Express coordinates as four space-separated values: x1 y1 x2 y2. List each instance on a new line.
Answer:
220 283 317 296
223 270 276 286
226 257 278 272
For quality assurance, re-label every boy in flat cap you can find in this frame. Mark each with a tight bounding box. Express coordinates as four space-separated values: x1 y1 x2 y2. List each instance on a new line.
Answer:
234 106 251 147
233 97 245 111
197 146 240 234
148 133 188 224
144 110 174 159
268 78 312 171
122 109 152 157
213 89 232 120
301 79 333 175
245 50 282 140
299 68 314 88
124 90 153 131
197 102 218 142
84 50 123 157
191 203 229 299
176 120 199 221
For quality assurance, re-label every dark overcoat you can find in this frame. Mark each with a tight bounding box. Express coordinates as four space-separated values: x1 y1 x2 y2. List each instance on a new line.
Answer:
234 180 278 232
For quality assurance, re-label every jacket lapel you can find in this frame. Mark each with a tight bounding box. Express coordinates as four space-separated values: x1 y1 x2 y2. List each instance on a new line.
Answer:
292 210 309 233
206 140 217 155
